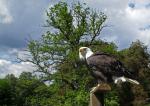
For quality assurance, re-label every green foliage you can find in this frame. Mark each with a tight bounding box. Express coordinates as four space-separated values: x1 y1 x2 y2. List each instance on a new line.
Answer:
105 87 119 106
118 41 150 106
120 40 149 73
0 79 12 105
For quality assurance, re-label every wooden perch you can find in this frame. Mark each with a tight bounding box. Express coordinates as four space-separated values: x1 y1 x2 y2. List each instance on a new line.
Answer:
89 83 111 106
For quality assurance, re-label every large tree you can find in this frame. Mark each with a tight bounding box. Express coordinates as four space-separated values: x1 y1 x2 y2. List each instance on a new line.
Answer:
27 1 107 106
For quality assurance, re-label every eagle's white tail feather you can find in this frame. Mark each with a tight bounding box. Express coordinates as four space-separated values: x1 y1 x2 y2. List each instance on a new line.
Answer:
125 77 140 85
115 76 139 85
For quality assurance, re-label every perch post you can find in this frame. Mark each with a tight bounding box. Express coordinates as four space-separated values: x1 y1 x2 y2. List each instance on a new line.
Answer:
89 83 111 106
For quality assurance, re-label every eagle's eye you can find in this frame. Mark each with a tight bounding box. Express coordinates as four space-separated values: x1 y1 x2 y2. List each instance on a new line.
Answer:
79 49 82 53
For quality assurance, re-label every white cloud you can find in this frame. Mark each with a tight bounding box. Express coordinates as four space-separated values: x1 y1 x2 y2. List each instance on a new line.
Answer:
82 0 150 49
0 59 35 78
137 30 150 46
0 59 11 66
0 0 13 24
0 47 37 78
125 6 150 25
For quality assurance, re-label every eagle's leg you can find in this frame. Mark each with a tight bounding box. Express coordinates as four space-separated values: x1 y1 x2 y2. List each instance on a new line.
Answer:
90 71 106 93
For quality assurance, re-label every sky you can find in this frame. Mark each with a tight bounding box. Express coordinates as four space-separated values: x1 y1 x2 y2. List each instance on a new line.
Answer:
0 0 150 77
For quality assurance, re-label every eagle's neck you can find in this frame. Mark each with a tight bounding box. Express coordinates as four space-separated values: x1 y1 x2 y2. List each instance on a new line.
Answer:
86 50 94 59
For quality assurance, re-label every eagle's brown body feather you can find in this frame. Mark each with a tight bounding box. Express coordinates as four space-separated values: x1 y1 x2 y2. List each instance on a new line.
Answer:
79 47 139 85
87 52 130 83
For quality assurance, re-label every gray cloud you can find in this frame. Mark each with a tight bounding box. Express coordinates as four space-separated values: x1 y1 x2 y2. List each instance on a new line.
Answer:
0 0 51 48
1 0 150 49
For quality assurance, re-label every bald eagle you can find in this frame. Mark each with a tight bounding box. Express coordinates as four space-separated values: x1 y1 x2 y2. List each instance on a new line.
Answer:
79 47 139 85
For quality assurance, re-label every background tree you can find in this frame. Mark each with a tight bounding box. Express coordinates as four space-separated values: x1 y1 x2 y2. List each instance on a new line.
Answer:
0 79 13 106
119 41 150 106
27 1 107 106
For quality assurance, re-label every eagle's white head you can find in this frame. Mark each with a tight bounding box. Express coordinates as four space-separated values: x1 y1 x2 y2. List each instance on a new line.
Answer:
79 47 94 60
